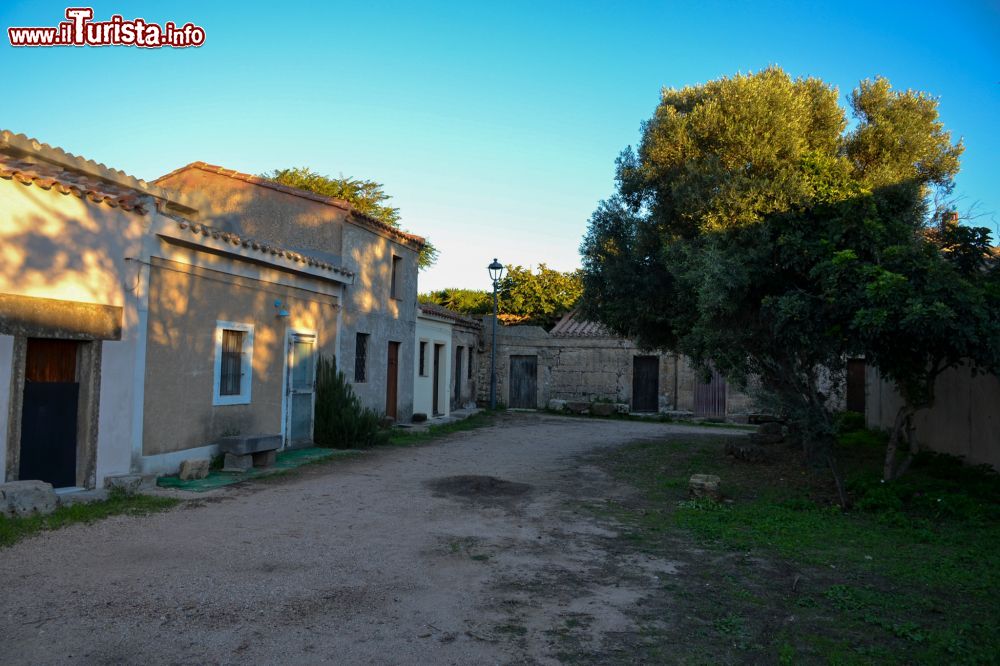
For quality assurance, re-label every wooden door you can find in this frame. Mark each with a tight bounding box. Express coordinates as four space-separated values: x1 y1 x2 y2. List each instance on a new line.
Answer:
846 359 866 414
632 356 659 412
454 346 463 407
385 341 399 419
694 367 727 418
432 344 443 415
19 338 80 487
509 355 537 409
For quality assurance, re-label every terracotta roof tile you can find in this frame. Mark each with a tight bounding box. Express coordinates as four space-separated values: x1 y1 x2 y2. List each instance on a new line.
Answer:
418 302 482 327
550 309 613 337
154 162 426 250
168 218 354 278
0 154 149 214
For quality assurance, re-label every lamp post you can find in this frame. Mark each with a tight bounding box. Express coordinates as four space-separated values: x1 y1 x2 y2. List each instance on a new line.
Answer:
487 258 504 410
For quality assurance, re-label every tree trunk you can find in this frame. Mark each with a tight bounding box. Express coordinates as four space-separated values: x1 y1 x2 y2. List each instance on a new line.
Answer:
883 405 916 481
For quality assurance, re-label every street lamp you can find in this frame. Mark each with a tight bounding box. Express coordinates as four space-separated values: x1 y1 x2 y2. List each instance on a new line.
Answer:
488 258 504 409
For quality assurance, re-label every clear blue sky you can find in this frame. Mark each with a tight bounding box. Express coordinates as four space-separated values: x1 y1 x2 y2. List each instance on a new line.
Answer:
3 1 998 292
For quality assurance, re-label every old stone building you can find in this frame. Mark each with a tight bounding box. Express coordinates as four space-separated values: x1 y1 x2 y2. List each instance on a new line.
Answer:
477 310 754 418
1 132 426 490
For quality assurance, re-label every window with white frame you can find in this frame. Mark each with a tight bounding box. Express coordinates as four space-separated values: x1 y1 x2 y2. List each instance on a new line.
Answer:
213 321 254 405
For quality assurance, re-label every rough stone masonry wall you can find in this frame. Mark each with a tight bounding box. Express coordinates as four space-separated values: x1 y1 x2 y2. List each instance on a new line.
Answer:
476 320 677 410
476 319 755 416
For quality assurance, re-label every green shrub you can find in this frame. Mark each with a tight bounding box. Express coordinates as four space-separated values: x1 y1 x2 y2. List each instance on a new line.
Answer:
313 355 387 449
834 410 866 434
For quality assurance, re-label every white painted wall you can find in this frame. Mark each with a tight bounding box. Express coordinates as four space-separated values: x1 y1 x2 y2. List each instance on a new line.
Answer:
0 177 150 487
413 314 452 419
0 334 13 479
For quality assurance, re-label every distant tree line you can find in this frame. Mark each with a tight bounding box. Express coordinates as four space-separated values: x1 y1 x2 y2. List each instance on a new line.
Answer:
420 263 583 330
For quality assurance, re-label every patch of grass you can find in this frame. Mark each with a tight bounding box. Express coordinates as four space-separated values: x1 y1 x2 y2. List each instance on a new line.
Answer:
599 433 1000 665
495 623 527 636
0 489 179 548
387 411 496 447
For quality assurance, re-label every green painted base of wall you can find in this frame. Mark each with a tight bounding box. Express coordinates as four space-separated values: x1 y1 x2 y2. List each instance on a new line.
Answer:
155 447 361 492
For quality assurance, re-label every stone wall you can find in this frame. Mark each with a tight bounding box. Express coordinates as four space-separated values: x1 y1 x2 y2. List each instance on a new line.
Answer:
475 318 754 417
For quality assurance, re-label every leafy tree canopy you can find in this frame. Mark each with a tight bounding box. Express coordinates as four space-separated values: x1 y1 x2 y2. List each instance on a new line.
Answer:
420 263 583 329
262 166 439 269
581 67 995 486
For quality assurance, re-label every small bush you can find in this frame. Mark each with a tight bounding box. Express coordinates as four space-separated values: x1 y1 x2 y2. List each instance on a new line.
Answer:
313 355 387 449
834 410 866 434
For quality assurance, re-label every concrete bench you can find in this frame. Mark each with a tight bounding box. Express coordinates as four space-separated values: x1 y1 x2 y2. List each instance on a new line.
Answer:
217 434 282 472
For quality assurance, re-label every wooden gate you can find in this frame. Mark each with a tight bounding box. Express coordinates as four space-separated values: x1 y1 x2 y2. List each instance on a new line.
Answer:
694 368 727 418
509 355 537 409
632 356 659 412
19 338 80 487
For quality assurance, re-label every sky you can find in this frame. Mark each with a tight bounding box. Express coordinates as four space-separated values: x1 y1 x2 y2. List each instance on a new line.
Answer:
2 1 998 293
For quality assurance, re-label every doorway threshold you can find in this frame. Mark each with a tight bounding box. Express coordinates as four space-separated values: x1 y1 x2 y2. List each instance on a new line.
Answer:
53 486 86 495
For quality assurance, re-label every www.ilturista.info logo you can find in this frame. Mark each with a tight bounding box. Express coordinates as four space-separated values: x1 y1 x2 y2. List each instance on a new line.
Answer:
8 7 205 48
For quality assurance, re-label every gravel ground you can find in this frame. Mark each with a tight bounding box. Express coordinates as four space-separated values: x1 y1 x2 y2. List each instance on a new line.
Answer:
1 413 734 665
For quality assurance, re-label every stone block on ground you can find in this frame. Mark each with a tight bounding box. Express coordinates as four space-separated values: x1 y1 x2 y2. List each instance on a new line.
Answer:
0 480 58 517
104 474 143 496
58 488 109 507
179 459 210 480
688 474 722 501
252 450 277 468
614 403 630 414
590 402 615 417
565 401 590 414
217 434 282 456
547 399 567 412
222 453 253 473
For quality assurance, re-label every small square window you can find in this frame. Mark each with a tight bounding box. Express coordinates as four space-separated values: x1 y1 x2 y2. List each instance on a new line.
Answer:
355 333 369 382
390 255 403 299
213 321 253 405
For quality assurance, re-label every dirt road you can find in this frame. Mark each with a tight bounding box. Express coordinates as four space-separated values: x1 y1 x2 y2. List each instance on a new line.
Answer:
1 413 731 665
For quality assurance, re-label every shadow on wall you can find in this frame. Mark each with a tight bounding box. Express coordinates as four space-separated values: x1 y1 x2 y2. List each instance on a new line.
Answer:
0 184 146 306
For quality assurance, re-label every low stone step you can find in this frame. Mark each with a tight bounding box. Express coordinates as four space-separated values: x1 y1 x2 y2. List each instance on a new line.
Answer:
217 434 282 455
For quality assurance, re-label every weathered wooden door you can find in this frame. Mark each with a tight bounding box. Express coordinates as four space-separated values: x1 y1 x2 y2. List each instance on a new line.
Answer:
432 344 443 415
632 356 659 412
694 368 727 418
386 341 399 419
454 346 463 406
19 338 80 487
846 359 866 414
508 355 537 409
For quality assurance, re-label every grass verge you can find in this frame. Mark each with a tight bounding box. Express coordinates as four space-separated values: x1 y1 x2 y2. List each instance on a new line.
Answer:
598 431 1000 665
387 410 496 447
0 489 179 549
